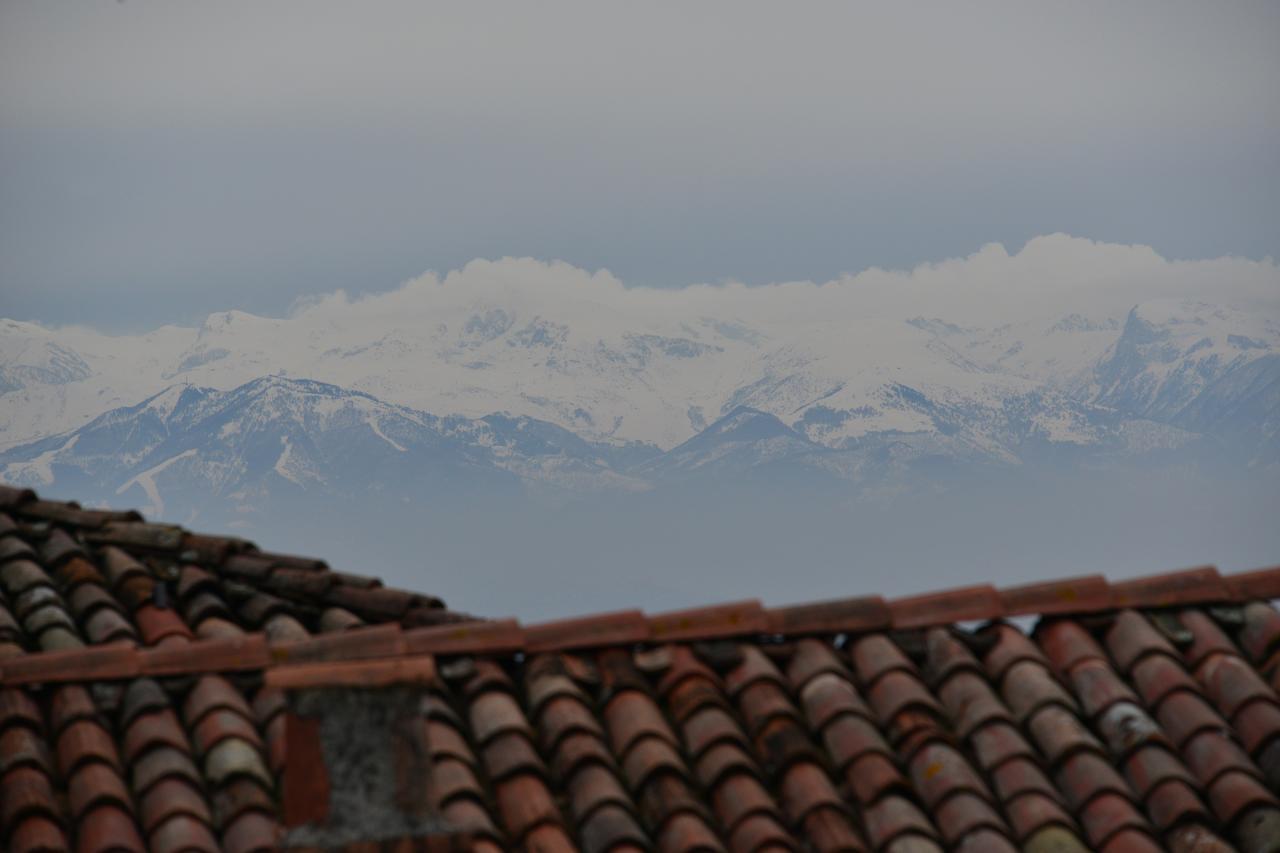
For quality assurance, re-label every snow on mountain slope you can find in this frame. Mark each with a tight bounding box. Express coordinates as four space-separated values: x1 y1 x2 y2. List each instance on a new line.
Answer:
1090 300 1279 420
0 376 653 523
2 237 1277 462
0 319 93 392
0 319 195 450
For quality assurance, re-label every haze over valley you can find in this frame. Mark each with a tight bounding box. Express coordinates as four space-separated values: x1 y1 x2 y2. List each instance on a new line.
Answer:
3 235 1277 616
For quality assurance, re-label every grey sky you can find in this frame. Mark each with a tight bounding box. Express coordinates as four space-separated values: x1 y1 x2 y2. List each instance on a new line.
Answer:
2 1 1278 332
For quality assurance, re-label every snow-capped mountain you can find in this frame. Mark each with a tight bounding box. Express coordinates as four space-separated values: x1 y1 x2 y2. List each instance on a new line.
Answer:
2 240 1277 488
1088 302 1280 464
0 376 654 526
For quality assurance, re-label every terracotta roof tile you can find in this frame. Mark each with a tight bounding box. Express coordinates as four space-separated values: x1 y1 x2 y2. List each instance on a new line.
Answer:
404 619 523 655
1239 601 1280 661
137 776 212 835
55 719 120 776
437 798 500 841
988 757 1058 803
1196 652 1276 720
140 633 269 676
1096 827 1164 853
710 770 781 832
1001 575 1115 617
1005 794 1078 842
208 775 274 827
1076 793 1151 848
766 595 891 635
577 803 648 853
860 794 940 848
482 730 545 782
1205 770 1279 825
889 584 1003 629
649 600 768 643
0 687 44 729
1142 778 1209 832
1225 565 1280 601
689 738 752 792
1 488 1279 850
1113 566 1231 609
1 725 53 778
493 773 565 840
932 792 1008 844
48 684 98 734
726 811 794 851
76 804 146 853
620 734 687 792
682 706 748 759
219 810 281 853
967 720 1037 771
183 675 253 726
1233 696 1280 755
908 741 993 808
1121 743 1198 800
8 813 70 852
67 761 134 820
866 669 945 723
524 610 649 652
1130 652 1200 710
982 621 1052 681
264 653 436 689
0 765 63 833
469 690 534 746
148 813 221 853
202 737 273 790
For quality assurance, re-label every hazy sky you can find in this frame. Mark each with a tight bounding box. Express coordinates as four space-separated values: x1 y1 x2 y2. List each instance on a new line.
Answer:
2 1 1278 331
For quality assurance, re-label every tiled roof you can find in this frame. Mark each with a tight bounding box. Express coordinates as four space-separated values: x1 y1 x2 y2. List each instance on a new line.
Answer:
0 483 1278 852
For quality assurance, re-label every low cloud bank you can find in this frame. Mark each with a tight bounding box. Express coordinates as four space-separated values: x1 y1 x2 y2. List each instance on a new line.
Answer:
288 234 1279 337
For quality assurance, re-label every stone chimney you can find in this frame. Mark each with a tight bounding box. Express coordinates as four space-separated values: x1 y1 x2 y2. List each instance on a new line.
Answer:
268 656 459 848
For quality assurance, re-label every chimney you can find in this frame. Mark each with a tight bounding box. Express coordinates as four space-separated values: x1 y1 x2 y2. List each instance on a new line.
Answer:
267 656 460 848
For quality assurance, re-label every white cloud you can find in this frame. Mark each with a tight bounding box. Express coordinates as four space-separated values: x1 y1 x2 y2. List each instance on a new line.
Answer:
289 233 1280 332
3 234 1278 451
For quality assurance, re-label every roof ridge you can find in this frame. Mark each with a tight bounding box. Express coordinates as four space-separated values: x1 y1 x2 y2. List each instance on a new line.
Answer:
3 562 1276 686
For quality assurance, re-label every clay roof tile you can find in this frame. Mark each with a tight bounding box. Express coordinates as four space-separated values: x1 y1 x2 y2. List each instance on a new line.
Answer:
75 804 146 853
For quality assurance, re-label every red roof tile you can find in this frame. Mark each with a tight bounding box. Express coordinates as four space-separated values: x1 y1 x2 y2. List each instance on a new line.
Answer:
765 594 891 635
1000 574 1115 616
888 584 1004 629
1 487 1279 851
265 654 437 689
1225 564 1280 601
524 610 650 652
1113 566 1231 609
649 600 768 642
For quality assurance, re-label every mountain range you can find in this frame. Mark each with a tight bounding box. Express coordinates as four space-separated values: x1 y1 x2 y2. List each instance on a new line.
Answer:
3 241 1279 614
1 289 1277 531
